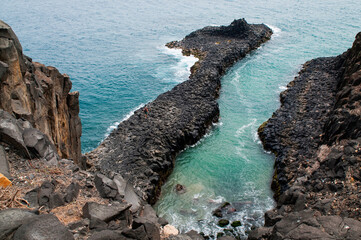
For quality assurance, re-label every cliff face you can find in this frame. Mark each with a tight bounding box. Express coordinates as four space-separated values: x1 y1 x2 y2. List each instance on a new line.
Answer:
87 19 272 204
252 33 361 239
0 20 81 163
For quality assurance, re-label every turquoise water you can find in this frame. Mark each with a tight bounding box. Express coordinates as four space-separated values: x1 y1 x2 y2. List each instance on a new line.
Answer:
2 0 360 236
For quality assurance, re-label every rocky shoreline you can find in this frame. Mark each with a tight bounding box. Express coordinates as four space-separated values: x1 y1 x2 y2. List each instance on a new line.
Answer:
1 19 272 239
86 19 272 204
250 32 361 239
6 16 361 240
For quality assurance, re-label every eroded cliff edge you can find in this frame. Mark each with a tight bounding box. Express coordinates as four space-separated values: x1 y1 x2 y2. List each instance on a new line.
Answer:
251 33 361 239
87 19 272 204
0 20 82 163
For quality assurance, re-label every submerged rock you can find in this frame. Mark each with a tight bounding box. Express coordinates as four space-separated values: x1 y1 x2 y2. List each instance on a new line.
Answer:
218 219 230 227
175 184 187 194
231 221 241 228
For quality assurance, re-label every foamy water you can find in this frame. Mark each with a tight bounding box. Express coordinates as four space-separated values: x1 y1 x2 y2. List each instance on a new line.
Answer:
103 103 145 139
266 24 282 38
157 46 198 83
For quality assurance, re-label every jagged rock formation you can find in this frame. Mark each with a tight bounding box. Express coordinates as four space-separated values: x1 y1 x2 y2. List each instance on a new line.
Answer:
252 32 361 239
0 20 81 163
87 19 272 204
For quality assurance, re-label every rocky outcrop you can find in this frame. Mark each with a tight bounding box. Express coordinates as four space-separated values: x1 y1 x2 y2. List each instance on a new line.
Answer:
253 32 361 238
0 109 59 165
87 19 272 204
0 20 81 163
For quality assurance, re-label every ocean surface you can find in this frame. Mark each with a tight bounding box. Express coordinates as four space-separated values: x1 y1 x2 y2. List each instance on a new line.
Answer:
2 0 360 237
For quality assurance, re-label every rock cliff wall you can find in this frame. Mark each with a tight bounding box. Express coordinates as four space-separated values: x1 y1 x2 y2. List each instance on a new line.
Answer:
0 20 81 163
251 32 361 239
87 19 272 204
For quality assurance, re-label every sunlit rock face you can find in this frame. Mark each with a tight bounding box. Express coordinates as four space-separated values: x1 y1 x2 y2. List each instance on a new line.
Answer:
0 20 81 163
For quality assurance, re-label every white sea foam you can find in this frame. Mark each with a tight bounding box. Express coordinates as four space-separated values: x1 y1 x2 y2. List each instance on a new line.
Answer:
212 121 223 127
279 85 287 91
266 24 282 38
253 128 262 145
159 46 198 83
235 119 257 137
188 131 213 148
103 103 145 139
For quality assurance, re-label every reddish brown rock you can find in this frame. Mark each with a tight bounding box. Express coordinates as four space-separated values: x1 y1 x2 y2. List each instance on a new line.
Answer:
0 20 81 163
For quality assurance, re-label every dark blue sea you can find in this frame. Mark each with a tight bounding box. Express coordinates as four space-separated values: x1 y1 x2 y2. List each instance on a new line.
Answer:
2 0 360 236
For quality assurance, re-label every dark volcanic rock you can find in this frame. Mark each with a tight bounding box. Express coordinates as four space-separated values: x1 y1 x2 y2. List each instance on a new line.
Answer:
122 225 148 239
0 110 30 158
64 182 80 203
13 214 74 240
88 230 126 240
22 128 59 164
253 32 361 239
87 19 272 204
259 55 345 197
94 173 118 198
0 145 10 178
0 208 38 239
38 180 56 206
0 109 61 165
186 230 205 240
94 173 141 212
82 201 131 222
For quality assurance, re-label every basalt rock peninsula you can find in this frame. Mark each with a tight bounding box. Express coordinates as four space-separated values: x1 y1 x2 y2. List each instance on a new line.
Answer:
250 32 361 239
86 19 272 204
